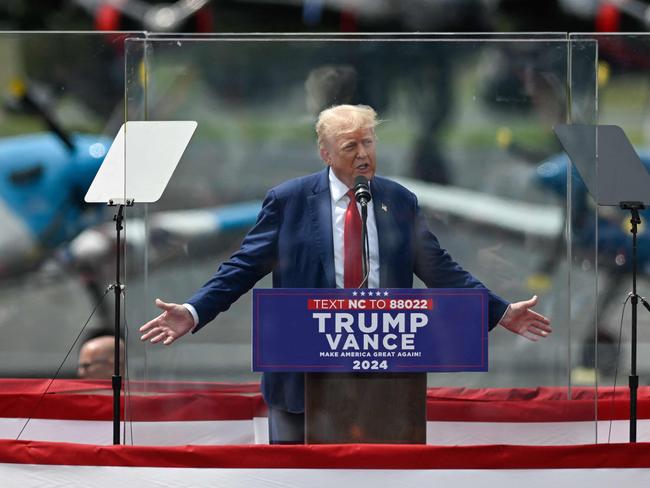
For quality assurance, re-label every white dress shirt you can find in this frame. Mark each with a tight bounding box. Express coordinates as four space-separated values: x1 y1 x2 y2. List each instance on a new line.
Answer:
328 169 380 289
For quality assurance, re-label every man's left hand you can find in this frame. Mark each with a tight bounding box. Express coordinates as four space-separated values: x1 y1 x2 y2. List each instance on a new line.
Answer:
499 295 551 341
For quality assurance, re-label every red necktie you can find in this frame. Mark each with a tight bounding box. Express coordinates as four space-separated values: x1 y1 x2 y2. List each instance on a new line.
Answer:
344 189 362 288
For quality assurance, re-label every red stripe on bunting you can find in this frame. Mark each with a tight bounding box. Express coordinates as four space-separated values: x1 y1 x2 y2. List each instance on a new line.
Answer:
0 379 259 395
2 439 650 469
0 379 645 422
0 393 267 421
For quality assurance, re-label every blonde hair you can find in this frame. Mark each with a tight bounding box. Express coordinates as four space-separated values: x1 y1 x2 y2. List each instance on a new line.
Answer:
316 104 378 149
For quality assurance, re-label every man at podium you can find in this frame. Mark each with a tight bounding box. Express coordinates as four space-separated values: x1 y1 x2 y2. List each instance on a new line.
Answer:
140 104 552 444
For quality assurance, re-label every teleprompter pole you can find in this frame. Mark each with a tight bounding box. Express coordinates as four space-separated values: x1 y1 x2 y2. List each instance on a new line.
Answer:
620 201 644 443
109 199 133 445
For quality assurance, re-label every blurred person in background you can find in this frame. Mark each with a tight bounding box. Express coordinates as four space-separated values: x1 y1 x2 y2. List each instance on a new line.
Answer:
77 335 123 379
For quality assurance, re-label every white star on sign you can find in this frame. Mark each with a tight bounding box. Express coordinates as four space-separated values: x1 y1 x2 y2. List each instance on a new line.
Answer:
352 291 358 296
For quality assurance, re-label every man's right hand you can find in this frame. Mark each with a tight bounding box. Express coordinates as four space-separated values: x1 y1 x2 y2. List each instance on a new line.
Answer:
139 298 195 345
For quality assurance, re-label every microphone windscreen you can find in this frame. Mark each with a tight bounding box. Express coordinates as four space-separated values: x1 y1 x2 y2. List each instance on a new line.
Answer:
354 175 371 203
354 175 369 188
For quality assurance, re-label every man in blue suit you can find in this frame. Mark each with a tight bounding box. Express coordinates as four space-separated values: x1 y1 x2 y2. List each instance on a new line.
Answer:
140 104 552 444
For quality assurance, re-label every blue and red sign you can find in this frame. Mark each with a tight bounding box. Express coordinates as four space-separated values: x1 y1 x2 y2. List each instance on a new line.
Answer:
252 288 488 373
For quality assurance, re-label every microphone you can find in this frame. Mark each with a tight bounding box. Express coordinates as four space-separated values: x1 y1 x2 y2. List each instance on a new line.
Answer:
353 176 371 206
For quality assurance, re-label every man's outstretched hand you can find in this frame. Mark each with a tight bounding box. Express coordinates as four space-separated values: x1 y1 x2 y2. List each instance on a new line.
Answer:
499 295 552 342
139 299 194 345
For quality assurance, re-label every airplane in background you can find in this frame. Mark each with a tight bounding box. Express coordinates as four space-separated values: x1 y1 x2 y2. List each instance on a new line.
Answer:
395 145 650 382
0 78 262 336
488 132 650 378
0 80 112 278
536 149 650 377
535 150 650 276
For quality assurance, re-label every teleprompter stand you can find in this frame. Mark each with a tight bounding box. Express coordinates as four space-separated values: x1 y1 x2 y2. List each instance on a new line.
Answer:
108 198 131 445
85 120 197 444
555 124 650 442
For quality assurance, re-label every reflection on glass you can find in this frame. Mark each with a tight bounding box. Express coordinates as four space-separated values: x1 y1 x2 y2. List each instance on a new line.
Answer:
570 34 650 442
121 37 599 446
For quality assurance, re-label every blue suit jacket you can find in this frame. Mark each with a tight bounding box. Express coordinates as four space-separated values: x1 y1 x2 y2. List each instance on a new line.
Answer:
187 168 509 413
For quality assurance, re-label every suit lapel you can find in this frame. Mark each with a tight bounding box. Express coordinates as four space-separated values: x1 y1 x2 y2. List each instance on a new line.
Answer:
371 178 393 288
307 168 336 287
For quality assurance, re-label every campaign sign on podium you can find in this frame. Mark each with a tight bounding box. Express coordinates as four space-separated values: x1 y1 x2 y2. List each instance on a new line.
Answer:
252 288 488 373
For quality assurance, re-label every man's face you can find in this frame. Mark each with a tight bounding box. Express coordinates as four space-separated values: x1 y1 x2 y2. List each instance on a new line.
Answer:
321 128 376 188
77 346 113 379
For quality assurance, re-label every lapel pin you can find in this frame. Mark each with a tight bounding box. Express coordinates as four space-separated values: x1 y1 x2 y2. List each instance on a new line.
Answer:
381 203 388 212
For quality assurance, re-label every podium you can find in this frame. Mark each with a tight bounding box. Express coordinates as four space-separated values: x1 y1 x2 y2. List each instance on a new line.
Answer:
305 373 426 444
253 288 489 445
